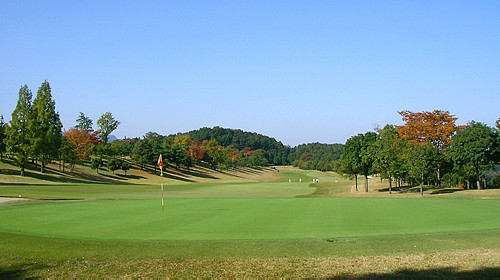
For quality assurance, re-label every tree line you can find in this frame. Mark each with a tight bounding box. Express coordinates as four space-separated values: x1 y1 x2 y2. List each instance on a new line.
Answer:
334 110 500 193
3 82 497 189
0 82 344 175
0 81 122 175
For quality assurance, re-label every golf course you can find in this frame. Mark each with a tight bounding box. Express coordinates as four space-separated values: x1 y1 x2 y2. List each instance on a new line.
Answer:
1 162 499 278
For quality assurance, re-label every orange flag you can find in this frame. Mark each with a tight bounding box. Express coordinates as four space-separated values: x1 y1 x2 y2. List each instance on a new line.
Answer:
157 154 164 170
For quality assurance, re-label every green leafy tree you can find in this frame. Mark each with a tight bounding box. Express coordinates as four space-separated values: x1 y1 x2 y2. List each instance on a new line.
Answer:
201 139 226 169
338 134 363 191
408 143 439 195
109 138 134 159
169 144 186 169
107 158 121 174
91 158 103 174
131 132 164 169
0 115 7 160
359 132 377 192
247 149 269 167
373 125 400 193
121 161 131 175
75 112 93 132
131 140 151 170
60 135 76 172
448 121 498 189
6 85 33 176
30 80 63 173
97 112 120 144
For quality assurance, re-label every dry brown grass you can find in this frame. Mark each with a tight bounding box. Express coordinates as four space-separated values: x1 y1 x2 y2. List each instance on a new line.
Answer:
15 249 499 278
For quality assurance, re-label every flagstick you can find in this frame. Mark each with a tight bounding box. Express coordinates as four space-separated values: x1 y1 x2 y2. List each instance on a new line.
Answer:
161 168 164 211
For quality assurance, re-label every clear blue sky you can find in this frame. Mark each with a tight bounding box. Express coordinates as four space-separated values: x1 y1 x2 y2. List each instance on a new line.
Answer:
1 1 499 147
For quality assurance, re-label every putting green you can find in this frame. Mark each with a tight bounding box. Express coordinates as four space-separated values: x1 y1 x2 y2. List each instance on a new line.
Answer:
0 198 498 241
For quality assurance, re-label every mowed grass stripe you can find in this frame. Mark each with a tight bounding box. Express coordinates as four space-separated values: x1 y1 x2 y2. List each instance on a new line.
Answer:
0 181 314 199
0 198 498 241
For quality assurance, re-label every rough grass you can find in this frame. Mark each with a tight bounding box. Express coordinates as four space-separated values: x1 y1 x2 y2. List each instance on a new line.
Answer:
1 231 499 278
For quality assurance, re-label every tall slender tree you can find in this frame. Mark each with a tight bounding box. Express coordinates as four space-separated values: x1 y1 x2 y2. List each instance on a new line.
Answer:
373 125 400 194
0 115 7 160
97 112 119 144
338 134 363 191
75 112 93 132
6 85 33 176
407 142 439 195
359 132 377 192
30 80 63 173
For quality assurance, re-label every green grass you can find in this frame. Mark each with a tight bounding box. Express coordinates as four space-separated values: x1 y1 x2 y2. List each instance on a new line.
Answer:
1 230 499 278
1 230 499 260
1 163 500 277
1 197 499 241
0 181 314 200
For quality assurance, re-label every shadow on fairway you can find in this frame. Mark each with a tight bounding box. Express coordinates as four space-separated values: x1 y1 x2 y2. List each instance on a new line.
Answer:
333 267 500 279
429 188 465 195
0 263 50 279
181 168 218 180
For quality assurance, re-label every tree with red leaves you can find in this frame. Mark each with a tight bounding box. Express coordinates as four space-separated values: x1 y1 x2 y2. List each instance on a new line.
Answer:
62 128 99 172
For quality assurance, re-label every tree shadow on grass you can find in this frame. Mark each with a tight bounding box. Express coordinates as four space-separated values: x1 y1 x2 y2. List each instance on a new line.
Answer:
0 262 51 279
429 188 465 195
378 185 465 195
333 267 500 279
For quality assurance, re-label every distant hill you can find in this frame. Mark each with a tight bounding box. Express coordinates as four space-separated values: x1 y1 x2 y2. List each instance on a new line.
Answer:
108 135 119 142
185 126 291 165
183 126 343 171
288 142 344 171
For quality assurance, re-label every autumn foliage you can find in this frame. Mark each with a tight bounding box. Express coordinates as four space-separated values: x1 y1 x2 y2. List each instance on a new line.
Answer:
63 128 100 162
396 110 461 151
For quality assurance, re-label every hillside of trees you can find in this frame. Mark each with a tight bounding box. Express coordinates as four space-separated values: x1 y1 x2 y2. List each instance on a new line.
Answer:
288 143 344 171
185 127 290 166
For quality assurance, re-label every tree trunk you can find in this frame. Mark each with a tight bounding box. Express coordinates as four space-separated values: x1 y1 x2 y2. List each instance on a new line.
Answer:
436 167 441 187
388 171 392 194
365 174 369 192
41 162 45 173
355 174 358 191
20 167 25 177
420 172 424 196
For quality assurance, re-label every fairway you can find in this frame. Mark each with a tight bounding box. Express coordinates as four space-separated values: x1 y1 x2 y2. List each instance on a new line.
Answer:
1 197 499 241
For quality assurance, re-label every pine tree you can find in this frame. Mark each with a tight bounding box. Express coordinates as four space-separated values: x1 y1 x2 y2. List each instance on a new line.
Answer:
75 112 93 132
0 115 7 160
6 85 33 176
31 80 63 173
